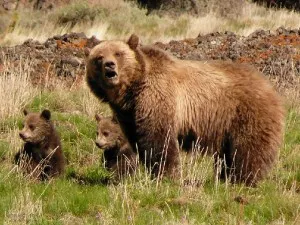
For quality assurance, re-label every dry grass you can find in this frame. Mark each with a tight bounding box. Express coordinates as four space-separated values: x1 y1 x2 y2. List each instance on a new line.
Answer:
4 187 43 224
79 84 111 118
183 2 300 39
1 1 300 46
0 56 37 121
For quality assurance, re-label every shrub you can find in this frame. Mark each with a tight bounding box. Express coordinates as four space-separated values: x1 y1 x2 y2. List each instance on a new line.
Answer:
54 1 108 26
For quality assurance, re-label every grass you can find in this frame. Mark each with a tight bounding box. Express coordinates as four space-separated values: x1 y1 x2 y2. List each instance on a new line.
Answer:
0 55 37 121
0 56 299 224
1 0 300 46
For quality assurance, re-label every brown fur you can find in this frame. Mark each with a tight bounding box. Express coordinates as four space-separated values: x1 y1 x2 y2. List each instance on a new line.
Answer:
86 34 285 186
15 109 65 180
95 114 137 180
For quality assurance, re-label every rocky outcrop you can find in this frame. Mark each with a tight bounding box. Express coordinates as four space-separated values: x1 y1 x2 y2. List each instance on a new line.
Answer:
1 28 299 88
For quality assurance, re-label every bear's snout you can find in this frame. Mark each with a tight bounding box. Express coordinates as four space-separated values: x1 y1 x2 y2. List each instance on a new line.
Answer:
19 132 29 141
104 61 116 69
19 132 25 140
95 139 106 149
104 61 117 79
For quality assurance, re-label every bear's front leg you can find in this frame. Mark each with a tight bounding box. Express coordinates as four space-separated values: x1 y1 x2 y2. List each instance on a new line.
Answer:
136 125 179 179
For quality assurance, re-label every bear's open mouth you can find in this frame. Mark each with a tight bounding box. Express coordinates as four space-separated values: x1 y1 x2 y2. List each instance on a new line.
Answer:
95 142 109 150
105 68 117 79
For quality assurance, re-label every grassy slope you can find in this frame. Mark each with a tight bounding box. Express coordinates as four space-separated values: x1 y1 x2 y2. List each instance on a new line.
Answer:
0 78 299 224
0 104 300 224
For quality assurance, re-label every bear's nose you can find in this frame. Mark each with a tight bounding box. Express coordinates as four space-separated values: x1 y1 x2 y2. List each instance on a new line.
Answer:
95 141 102 148
19 132 25 139
104 61 116 69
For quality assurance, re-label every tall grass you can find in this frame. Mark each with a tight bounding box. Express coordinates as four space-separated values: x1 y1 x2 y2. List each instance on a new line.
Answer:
4 188 43 224
0 56 37 121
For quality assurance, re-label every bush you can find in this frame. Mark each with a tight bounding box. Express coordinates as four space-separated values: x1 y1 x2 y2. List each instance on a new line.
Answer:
253 0 300 11
54 1 108 26
135 0 246 17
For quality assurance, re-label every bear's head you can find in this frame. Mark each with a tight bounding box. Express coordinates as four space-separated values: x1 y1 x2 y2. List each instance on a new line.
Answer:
95 114 124 151
19 109 53 144
86 34 141 104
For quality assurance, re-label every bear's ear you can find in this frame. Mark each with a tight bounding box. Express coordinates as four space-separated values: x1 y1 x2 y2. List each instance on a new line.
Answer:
84 47 91 57
41 109 51 120
95 113 103 122
23 109 29 116
127 34 139 50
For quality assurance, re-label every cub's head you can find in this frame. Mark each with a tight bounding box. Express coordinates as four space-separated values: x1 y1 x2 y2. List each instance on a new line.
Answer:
86 34 140 102
19 109 53 144
95 114 124 150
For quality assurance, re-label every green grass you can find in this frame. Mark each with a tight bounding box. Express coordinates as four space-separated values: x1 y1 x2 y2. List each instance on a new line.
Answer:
0 88 299 224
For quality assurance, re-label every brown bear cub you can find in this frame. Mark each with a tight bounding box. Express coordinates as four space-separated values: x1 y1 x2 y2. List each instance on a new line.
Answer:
86 34 285 186
15 109 65 180
95 114 137 180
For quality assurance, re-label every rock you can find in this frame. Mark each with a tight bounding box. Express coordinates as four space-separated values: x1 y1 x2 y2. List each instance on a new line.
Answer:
33 0 54 10
61 56 82 67
3 1 17 10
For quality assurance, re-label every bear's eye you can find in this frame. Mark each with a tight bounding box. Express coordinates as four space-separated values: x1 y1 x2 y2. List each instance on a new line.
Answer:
103 131 109 137
29 125 35 131
94 56 103 65
96 131 99 136
115 52 122 57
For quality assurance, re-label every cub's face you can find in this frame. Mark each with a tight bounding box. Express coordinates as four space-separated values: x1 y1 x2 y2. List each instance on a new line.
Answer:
19 109 52 144
95 114 123 150
86 34 140 102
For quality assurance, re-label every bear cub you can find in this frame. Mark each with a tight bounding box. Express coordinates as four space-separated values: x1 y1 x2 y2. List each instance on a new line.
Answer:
95 114 137 180
15 109 65 180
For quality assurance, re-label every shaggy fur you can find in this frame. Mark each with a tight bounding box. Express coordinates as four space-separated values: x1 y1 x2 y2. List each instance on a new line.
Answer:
15 109 65 180
95 114 137 180
86 34 285 186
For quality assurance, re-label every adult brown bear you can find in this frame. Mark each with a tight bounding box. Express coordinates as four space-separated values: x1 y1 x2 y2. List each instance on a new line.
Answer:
86 34 285 186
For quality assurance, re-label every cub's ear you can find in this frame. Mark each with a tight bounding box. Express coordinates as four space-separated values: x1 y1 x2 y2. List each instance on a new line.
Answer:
23 109 29 116
127 34 139 50
111 114 119 124
41 109 51 120
95 113 104 122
